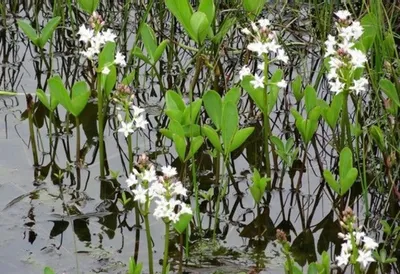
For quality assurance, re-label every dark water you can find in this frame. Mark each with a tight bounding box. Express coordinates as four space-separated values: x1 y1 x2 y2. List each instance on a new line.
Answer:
0 1 385 274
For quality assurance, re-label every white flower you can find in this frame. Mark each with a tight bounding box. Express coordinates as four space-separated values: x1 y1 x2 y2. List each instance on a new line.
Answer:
247 41 266 56
118 121 134 138
350 22 363 40
241 28 251 35
131 106 145 116
179 204 193 215
132 184 148 204
101 29 117 42
172 181 187 196
126 173 139 187
80 47 97 59
239 66 251 80
324 35 337 57
162 165 177 178
265 40 281 53
329 80 344 93
276 48 289 63
363 236 379 250
149 181 166 198
354 231 366 245
327 68 338 80
143 165 157 183
134 115 148 129
258 18 271 28
250 74 264 89
350 77 368 94
329 57 343 70
338 39 354 52
277 79 287 89
257 62 265 71
348 49 367 68
356 250 375 269
335 10 351 20
336 252 350 267
77 25 93 44
250 22 258 32
102 66 110 75
115 51 126 67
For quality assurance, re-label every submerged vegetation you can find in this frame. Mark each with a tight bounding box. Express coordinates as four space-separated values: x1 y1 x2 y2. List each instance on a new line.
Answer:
2 0 400 273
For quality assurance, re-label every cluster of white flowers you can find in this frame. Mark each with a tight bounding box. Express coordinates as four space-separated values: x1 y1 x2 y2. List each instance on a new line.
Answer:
336 231 378 269
117 105 148 138
240 18 288 90
126 165 192 223
324 10 368 94
77 12 126 73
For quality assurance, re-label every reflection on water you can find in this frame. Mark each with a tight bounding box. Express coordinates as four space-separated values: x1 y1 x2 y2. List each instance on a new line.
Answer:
0 1 396 274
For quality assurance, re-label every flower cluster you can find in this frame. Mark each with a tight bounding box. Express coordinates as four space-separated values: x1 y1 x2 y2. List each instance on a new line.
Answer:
336 207 378 269
126 162 192 223
240 18 288 90
324 10 368 94
336 231 378 268
77 11 126 71
117 106 148 138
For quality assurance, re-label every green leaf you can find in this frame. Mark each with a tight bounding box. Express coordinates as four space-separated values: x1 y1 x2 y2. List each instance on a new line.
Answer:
292 75 303 102
17 20 39 46
173 133 186 161
165 0 196 40
361 13 378 51
323 170 340 194
370 125 385 152
379 79 400 107
166 90 185 112
221 101 238 153
271 136 284 152
241 76 266 113
78 0 99 14
44 266 55 274
229 127 254 152
339 147 352 180
211 17 236 44
132 47 151 64
153 40 169 63
224 87 241 105
38 16 61 48
186 136 204 161
190 12 209 44
173 213 192 233
165 109 184 123
203 90 222 129
242 0 265 18
249 185 262 204
198 0 215 25
104 65 116 98
322 93 343 129
168 120 185 138
183 124 201 137
122 71 136 85
202 125 222 152
48 76 72 113
304 85 317 113
182 98 202 125
98 42 116 70
36 89 51 110
340 168 358 195
140 23 158 63
70 81 90 117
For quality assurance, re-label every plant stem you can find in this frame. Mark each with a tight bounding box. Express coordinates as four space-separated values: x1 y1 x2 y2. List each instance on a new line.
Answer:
162 222 170 274
144 214 154 274
263 55 271 177
213 155 227 243
341 92 352 151
97 76 105 177
27 96 39 166
75 116 80 165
